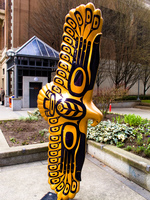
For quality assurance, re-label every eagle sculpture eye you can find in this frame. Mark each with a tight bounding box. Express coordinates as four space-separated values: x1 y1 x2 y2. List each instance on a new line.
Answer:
37 3 103 200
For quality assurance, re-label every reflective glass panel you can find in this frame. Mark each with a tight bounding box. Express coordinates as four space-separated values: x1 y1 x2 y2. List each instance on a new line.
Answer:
37 40 48 56
32 39 42 56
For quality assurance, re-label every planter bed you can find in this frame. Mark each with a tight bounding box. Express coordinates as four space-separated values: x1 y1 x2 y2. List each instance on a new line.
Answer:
87 140 150 192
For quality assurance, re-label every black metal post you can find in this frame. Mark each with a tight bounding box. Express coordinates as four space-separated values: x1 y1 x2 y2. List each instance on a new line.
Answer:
14 57 18 98
137 65 140 101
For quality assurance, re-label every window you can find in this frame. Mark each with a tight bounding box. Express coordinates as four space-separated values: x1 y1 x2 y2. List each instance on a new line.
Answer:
43 59 48 66
36 59 42 66
29 58 35 66
21 57 28 65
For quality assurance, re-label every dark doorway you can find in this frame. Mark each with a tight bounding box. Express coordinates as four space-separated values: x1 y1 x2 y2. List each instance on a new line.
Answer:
29 82 42 108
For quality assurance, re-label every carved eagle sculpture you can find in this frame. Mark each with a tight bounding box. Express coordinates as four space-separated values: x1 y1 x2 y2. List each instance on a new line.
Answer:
37 3 103 200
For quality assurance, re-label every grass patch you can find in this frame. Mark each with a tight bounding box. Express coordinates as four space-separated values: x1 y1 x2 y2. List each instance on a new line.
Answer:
141 100 150 104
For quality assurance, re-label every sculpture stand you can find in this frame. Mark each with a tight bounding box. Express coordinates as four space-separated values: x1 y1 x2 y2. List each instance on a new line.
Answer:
41 192 57 200
41 192 71 200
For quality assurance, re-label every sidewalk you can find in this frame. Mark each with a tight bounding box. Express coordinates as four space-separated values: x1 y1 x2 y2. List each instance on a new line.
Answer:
0 104 150 121
0 105 150 199
0 155 149 200
0 104 35 120
112 107 150 120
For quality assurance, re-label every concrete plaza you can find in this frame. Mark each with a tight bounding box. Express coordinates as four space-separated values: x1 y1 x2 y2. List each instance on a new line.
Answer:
0 105 150 200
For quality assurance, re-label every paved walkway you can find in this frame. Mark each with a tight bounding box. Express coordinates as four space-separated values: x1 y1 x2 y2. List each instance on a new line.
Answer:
0 104 150 121
111 107 150 120
0 104 35 120
0 155 149 200
0 104 150 199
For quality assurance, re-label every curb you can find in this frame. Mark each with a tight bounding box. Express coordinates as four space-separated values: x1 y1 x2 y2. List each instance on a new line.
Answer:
87 140 150 192
134 105 150 110
111 101 139 108
134 102 150 110
0 143 48 166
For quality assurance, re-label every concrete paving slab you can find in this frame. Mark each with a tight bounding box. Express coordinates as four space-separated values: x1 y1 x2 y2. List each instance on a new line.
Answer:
0 105 35 120
111 108 150 120
0 158 148 200
0 129 9 150
0 104 149 121
0 105 150 199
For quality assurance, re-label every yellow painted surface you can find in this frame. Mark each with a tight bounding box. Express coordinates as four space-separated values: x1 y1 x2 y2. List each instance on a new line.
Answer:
37 3 103 199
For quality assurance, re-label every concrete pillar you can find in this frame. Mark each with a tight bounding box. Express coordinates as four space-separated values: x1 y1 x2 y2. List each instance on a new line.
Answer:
12 98 21 111
6 70 9 96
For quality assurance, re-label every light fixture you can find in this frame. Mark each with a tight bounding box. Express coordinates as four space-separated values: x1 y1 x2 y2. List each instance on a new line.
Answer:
34 77 38 81
6 49 15 57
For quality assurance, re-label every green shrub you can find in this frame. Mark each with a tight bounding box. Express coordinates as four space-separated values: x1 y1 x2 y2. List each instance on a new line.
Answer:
121 95 150 100
27 108 41 118
19 116 39 121
39 129 49 137
33 108 41 117
140 95 150 100
134 146 145 154
87 120 134 145
117 141 125 148
22 141 29 145
124 146 132 151
136 134 144 146
145 132 150 137
124 114 142 126
147 137 150 144
87 113 150 158
10 137 16 143
144 145 150 157
116 116 124 124
122 95 137 101
93 87 127 117
114 95 150 101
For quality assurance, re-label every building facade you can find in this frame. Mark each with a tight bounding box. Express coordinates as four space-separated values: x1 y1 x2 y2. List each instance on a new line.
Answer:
0 0 59 108
0 0 150 108
0 0 38 91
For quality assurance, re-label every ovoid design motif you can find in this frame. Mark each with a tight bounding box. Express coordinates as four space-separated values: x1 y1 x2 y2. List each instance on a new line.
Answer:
37 3 103 200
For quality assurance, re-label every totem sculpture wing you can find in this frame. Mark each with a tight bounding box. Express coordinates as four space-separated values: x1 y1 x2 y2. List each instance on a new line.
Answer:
37 3 103 200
